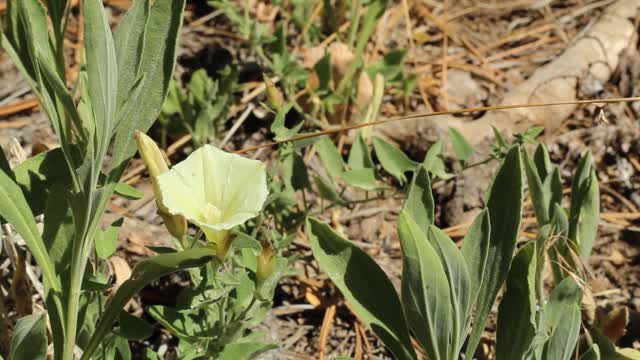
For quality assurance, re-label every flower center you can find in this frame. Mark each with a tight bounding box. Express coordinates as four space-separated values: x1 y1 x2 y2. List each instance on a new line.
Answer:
201 203 223 224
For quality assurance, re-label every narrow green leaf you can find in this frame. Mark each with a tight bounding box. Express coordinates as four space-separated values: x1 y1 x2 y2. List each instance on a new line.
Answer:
373 137 418 184
403 165 434 233
549 203 571 282
547 166 563 210
449 128 474 163
84 0 118 151
578 170 599 260
425 225 472 355
10 314 47 360
316 136 346 179
465 145 523 358
524 150 550 225
81 247 216 360
568 151 593 244
461 209 491 306
306 218 417 360
114 183 145 200
218 342 278 360
534 143 552 181
397 212 451 360
495 242 537 360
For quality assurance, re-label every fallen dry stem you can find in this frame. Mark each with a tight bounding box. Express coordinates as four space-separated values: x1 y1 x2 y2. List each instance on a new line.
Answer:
234 96 640 154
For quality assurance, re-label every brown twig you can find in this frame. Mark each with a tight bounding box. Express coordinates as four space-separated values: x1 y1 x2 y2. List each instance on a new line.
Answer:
234 96 640 154
318 304 337 360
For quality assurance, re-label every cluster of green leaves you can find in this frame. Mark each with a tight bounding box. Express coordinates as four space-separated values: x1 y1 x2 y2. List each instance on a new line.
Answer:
160 67 238 148
307 145 521 360
138 230 292 360
306 136 640 359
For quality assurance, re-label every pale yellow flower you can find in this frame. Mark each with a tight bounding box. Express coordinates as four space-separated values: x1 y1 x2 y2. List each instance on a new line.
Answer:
157 145 268 259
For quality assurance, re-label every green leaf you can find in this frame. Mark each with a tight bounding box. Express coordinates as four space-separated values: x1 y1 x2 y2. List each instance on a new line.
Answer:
314 54 332 92
578 170 599 260
42 182 74 274
313 175 345 204
534 143 552 181
282 150 309 191
403 165 434 233
81 247 216 360
367 48 408 80
110 0 186 178
232 231 262 252
218 342 278 360
306 218 417 360
568 151 593 244
548 167 563 210
397 212 451 360
104 334 132 360
543 303 581 360
465 145 523 358
0 164 60 293
461 209 491 306
373 137 418 184
95 218 123 260
545 278 582 331
341 168 379 190
449 128 474 163
84 0 118 152
495 242 537 360
348 132 375 170
10 314 47 360
114 183 144 200
316 136 346 179
118 311 154 340
113 0 151 114
581 345 600 360
147 305 202 339
549 203 571 282
12 147 73 215
425 225 472 355
422 140 452 180
271 103 302 141
524 150 550 225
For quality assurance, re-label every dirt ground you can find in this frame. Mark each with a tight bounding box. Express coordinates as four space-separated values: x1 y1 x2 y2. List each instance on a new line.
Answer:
1 0 639 359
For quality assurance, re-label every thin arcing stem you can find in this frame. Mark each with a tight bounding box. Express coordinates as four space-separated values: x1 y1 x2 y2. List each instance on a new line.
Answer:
235 96 640 154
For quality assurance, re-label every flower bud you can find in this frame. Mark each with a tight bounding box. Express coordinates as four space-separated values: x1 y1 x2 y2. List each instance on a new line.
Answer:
263 74 283 110
256 240 275 282
134 131 187 240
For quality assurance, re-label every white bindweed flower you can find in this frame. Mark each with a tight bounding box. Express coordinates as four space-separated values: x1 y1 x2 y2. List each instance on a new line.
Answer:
157 145 268 259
